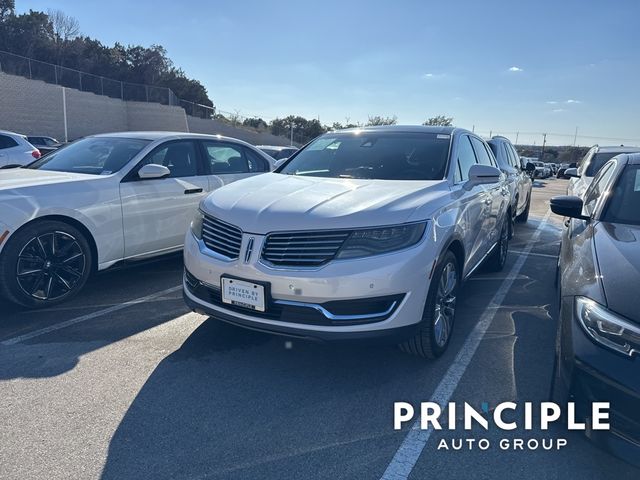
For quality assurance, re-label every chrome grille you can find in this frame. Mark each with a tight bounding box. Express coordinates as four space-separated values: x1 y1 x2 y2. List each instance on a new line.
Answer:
201 215 242 259
261 230 351 267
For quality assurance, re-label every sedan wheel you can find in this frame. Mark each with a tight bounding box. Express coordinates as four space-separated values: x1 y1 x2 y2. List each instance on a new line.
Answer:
16 232 86 301
0 220 93 308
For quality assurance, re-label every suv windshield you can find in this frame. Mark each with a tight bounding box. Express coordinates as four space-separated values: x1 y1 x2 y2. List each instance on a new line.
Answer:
603 165 640 226
278 132 450 180
28 137 150 175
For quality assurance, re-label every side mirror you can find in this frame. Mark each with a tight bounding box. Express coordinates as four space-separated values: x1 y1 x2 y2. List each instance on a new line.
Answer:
466 164 501 189
525 162 536 173
564 167 579 179
550 195 590 220
138 163 170 179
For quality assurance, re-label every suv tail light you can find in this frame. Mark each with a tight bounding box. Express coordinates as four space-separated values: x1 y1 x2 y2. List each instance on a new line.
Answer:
31 149 41 159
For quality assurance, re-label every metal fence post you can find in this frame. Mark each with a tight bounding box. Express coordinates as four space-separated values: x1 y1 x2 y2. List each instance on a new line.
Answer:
100 77 104 95
54 65 58 84
28 58 32 79
78 71 82 91
120 81 124 100
145 85 149 102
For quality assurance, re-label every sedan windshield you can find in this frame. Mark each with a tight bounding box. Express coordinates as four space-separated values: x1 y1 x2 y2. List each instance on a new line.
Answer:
278 132 450 180
28 137 150 175
602 165 640 226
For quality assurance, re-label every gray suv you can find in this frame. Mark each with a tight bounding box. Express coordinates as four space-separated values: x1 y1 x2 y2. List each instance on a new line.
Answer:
488 136 533 232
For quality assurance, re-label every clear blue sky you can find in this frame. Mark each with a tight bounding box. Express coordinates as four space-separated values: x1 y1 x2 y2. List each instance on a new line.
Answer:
18 0 640 145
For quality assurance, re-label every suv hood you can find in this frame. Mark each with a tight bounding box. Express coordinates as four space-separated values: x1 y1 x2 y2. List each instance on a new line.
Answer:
0 168 95 190
202 173 448 232
595 222 640 323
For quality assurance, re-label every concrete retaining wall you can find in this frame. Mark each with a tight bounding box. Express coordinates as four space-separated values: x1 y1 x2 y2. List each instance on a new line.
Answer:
0 72 292 146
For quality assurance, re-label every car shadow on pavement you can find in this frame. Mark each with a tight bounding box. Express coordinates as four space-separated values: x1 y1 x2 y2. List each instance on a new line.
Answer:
0 255 188 381
100 318 458 480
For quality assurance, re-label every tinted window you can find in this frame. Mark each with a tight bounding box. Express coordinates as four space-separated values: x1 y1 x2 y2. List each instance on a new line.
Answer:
583 161 616 216
29 137 150 175
470 137 493 166
506 143 519 168
585 152 621 177
243 147 269 172
603 165 640 225
456 136 477 182
279 132 451 180
141 141 199 177
203 142 249 173
0 135 19 149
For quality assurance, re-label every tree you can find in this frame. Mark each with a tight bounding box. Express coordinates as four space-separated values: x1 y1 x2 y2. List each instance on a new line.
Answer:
0 0 14 21
47 9 79 42
366 115 397 126
423 115 454 126
243 117 268 130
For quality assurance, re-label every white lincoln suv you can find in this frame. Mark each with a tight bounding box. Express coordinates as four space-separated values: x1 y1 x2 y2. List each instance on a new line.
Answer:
183 126 511 358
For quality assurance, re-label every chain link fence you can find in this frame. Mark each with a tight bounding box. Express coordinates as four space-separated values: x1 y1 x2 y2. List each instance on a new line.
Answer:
0 50 179 106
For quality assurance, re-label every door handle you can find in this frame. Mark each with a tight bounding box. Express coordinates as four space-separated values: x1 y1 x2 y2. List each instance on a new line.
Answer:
184 188 203 195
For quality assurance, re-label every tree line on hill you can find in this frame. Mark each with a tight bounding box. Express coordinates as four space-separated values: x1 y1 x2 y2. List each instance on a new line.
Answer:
0 0 212 106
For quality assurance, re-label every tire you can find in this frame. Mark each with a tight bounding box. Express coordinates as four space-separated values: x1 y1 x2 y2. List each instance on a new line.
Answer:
399 251 459 359
485 218 509 272
516 193 531 223
0 220 93 308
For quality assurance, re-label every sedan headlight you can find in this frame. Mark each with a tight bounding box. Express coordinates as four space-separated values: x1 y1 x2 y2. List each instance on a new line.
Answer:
335 222 427 260
575 296 640 357
191 209 204 240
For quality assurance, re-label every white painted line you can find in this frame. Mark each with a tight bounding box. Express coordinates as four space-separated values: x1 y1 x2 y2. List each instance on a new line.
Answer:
509 250 558 259
1 285 181 346
380 210 552 480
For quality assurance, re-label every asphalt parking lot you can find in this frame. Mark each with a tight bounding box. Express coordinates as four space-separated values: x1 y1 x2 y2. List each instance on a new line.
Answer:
0 178 638 480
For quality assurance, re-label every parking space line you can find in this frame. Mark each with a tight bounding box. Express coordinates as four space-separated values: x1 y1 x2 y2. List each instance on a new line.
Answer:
380 210 552 480
509 250 558 259
1 285 182 346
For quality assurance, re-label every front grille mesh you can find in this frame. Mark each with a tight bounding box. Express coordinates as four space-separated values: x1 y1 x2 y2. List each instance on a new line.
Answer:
202 215 242 259
261 230 351 267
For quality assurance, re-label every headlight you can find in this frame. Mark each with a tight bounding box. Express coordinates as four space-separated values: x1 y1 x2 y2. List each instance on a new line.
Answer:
335 222 427 260
575 296 640 357
191 210 204 240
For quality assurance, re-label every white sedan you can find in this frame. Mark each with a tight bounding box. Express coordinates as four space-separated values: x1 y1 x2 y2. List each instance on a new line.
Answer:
0 131 274 307
0 130 42 168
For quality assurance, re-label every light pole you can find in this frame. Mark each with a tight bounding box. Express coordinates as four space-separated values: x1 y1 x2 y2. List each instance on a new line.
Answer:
290 123 294 146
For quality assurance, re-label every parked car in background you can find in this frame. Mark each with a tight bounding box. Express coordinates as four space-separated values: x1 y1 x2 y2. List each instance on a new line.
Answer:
566 145 640 198
184 126 511 359
257 145 298 160
26 136 63 156
531 160 548 178
557 163 575 178
550 153 640 467
0 132 274 307
488 136 533 229
0 130 41 168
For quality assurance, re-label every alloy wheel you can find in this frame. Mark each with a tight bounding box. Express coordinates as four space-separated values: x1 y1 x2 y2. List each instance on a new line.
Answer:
433 261 457 348
16 231 86 301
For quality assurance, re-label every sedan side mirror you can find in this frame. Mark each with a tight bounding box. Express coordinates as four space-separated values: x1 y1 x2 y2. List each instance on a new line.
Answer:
525 162 536 173
563 167 579 179
138 163 170 179
550 195 590 220
465 164 501 189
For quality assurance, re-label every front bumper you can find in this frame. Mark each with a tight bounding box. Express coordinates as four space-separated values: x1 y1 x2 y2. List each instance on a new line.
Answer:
557 296 640 467
182 229 435 340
